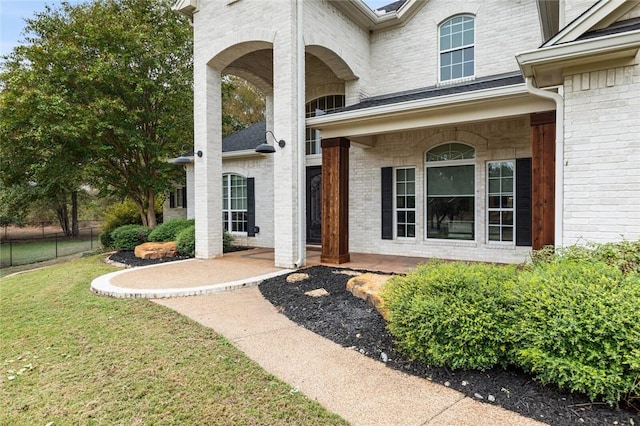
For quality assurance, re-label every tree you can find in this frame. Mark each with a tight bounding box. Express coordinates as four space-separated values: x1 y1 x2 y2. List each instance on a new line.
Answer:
0 0 193 229
222 75 266 137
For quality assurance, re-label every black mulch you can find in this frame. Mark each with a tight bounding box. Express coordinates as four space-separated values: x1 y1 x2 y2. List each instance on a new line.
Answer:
258 265 640 426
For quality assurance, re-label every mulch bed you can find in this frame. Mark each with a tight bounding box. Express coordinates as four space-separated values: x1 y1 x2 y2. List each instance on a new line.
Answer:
258 265 640 426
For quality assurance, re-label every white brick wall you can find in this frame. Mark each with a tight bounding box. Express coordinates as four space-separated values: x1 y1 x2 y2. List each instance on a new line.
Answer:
368 0 542 97
562 64 640 245
348 117 534 264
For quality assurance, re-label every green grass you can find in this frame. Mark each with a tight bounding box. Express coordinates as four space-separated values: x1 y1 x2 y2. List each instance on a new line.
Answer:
0 256 347 425
1 237 100 268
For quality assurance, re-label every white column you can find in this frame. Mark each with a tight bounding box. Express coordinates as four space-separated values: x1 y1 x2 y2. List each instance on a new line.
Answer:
194 64 223 258
272 0 303 268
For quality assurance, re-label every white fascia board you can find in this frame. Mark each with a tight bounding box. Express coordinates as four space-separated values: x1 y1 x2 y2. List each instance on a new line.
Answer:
172 0 198 18
307 84 530 127
544 0 639 46
518 30 640 84
222 150 267 160
306 84 556 139
329 0 422 31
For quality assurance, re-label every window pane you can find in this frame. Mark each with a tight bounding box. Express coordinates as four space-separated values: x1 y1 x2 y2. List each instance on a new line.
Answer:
407 225 415 238
441 35 450 50
452 64 463 79
441 52 451 66
488 195 500 208
463 61 474 77
441 66 450 81
397 211 406 223
396 196 405 208
503 178 513 193
488 226 500 241
452 31 462 48
427 165 474 196
396 168 405 181
397 182 406 195
502 211 513 226
502 227 513 242
463 28 473 45
502 196 514 208
427 143 475 161
488 211 500 225
488 178 501 194
397 225 406 238
407 196 415 208
426 196 474 240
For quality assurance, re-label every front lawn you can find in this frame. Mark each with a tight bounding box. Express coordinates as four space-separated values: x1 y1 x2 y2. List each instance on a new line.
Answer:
0 256 346 425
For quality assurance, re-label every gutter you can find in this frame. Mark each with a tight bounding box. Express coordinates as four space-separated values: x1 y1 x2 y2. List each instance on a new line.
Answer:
524 77 564 248
294 0 305 268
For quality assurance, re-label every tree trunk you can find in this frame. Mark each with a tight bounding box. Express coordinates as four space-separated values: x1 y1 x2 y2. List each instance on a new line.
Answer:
146 191 157 229
134 199 148 227
71 190 79 237
55 202 70 236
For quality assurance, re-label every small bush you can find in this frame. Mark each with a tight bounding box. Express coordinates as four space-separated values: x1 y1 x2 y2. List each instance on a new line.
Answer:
512 259 640 404
110 224 151 251
176 225 195 257
381 260 519 370
223 232 234 252
531 240 640 274
148 219 194 242
99 200 142 248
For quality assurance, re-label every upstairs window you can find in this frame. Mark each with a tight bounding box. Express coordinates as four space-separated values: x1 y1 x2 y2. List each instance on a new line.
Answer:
439 15 474 82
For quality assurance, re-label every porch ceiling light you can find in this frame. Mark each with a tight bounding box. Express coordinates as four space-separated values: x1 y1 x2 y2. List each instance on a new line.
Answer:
255 131 286 154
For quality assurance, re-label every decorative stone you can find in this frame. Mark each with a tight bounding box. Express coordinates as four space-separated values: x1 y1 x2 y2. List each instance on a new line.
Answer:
333 269 362 277
286 273 309 283
346 273 393 319
305 288 329 297
134 241 177 260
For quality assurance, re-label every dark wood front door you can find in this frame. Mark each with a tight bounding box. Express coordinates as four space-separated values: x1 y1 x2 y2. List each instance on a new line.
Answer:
306 166 322 244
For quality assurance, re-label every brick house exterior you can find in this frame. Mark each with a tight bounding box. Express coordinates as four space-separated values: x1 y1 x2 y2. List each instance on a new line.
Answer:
172 0 640 268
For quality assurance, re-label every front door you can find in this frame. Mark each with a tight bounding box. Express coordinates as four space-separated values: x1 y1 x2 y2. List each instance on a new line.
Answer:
306 166 322 244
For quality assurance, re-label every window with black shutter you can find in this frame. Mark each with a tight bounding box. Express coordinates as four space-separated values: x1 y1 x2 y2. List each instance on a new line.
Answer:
381 167 393 239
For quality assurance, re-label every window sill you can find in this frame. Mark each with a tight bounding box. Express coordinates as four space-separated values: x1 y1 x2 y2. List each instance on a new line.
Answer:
437 75 476 87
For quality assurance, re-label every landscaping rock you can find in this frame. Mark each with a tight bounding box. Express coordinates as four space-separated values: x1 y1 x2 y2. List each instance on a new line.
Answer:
134 241 177 260
286 273 309 283
346 273 392 319
304 288 329 297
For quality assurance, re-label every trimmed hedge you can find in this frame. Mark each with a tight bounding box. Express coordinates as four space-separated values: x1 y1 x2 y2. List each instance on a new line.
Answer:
175 225 195 257
110 224 151 251
381 241 640 405
148 219 194 242
512 259 640 404
381 261 518 370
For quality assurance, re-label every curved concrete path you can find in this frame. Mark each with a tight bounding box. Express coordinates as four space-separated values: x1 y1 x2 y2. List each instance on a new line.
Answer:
91 249 546 425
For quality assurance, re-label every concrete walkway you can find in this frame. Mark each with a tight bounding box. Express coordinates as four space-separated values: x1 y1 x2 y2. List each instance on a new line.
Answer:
92 248 546 425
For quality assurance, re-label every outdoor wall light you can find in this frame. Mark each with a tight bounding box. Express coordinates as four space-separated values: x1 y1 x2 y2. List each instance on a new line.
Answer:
255 131 286 154
173 147 202 165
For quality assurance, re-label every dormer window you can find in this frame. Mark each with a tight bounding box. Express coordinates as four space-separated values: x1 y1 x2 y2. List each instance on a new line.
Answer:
439 15 475 82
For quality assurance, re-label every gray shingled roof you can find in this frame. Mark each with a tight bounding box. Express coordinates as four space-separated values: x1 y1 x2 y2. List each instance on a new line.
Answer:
576 17 640 41
330 71 524 114
222 120 266 152
374 0 406 13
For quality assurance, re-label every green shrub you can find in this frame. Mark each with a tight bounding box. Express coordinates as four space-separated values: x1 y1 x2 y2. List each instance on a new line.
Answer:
148 219 194 242
512 259 640 404
110 224 151 251
99 200 142 248
531 240 640 274
381 260 518 370
223 231 234 252
176 225 195 257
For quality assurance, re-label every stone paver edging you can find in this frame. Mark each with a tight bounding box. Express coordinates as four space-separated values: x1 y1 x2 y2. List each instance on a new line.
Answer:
91 259 293 299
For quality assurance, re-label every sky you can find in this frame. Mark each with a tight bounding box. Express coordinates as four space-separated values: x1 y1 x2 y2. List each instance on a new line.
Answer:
0 0 393 57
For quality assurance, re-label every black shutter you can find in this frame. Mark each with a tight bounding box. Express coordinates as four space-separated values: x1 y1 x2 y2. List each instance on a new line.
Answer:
516 158 532 246
169 191 175 208
381 167 393 240
247 177 255 237
182 186 187 208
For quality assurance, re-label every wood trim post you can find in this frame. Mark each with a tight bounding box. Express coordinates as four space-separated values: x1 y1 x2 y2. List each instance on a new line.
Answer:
320 137 350 264
530 111 556 250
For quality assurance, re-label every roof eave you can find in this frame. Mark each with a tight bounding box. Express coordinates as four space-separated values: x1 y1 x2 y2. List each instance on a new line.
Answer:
518 30 640 87
222 149 268 160
329 0 424 31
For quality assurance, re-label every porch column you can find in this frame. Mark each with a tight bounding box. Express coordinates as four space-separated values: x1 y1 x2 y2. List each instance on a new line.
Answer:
530 111 556 249
194 65 223 258
321 137 350 264
272 1 304 268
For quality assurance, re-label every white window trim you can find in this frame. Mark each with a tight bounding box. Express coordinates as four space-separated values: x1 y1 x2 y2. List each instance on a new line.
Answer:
394 166 417 240
222 173 248 234
438 14 476 85
486 160 516 245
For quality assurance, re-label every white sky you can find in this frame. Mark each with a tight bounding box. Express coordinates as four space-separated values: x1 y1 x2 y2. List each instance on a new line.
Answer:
0 0 394 57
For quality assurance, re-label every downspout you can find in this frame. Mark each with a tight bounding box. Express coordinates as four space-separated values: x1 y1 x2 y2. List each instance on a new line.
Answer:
524 76 564 248
294 0 306 268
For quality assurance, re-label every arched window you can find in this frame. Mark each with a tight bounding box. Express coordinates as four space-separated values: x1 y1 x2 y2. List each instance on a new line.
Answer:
439 15 474 82
222 174 247 232
425 143 475 240
305 94 345 155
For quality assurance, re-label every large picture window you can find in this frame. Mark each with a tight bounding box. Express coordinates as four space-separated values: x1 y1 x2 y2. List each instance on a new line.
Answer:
305 95 345 155
426 143 475 240
439 15 474 82
487 161 514 243
395 167 416 238
222 174 247 232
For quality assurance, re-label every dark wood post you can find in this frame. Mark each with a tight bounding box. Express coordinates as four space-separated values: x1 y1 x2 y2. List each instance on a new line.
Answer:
530 111 556 249
320 137 350 264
